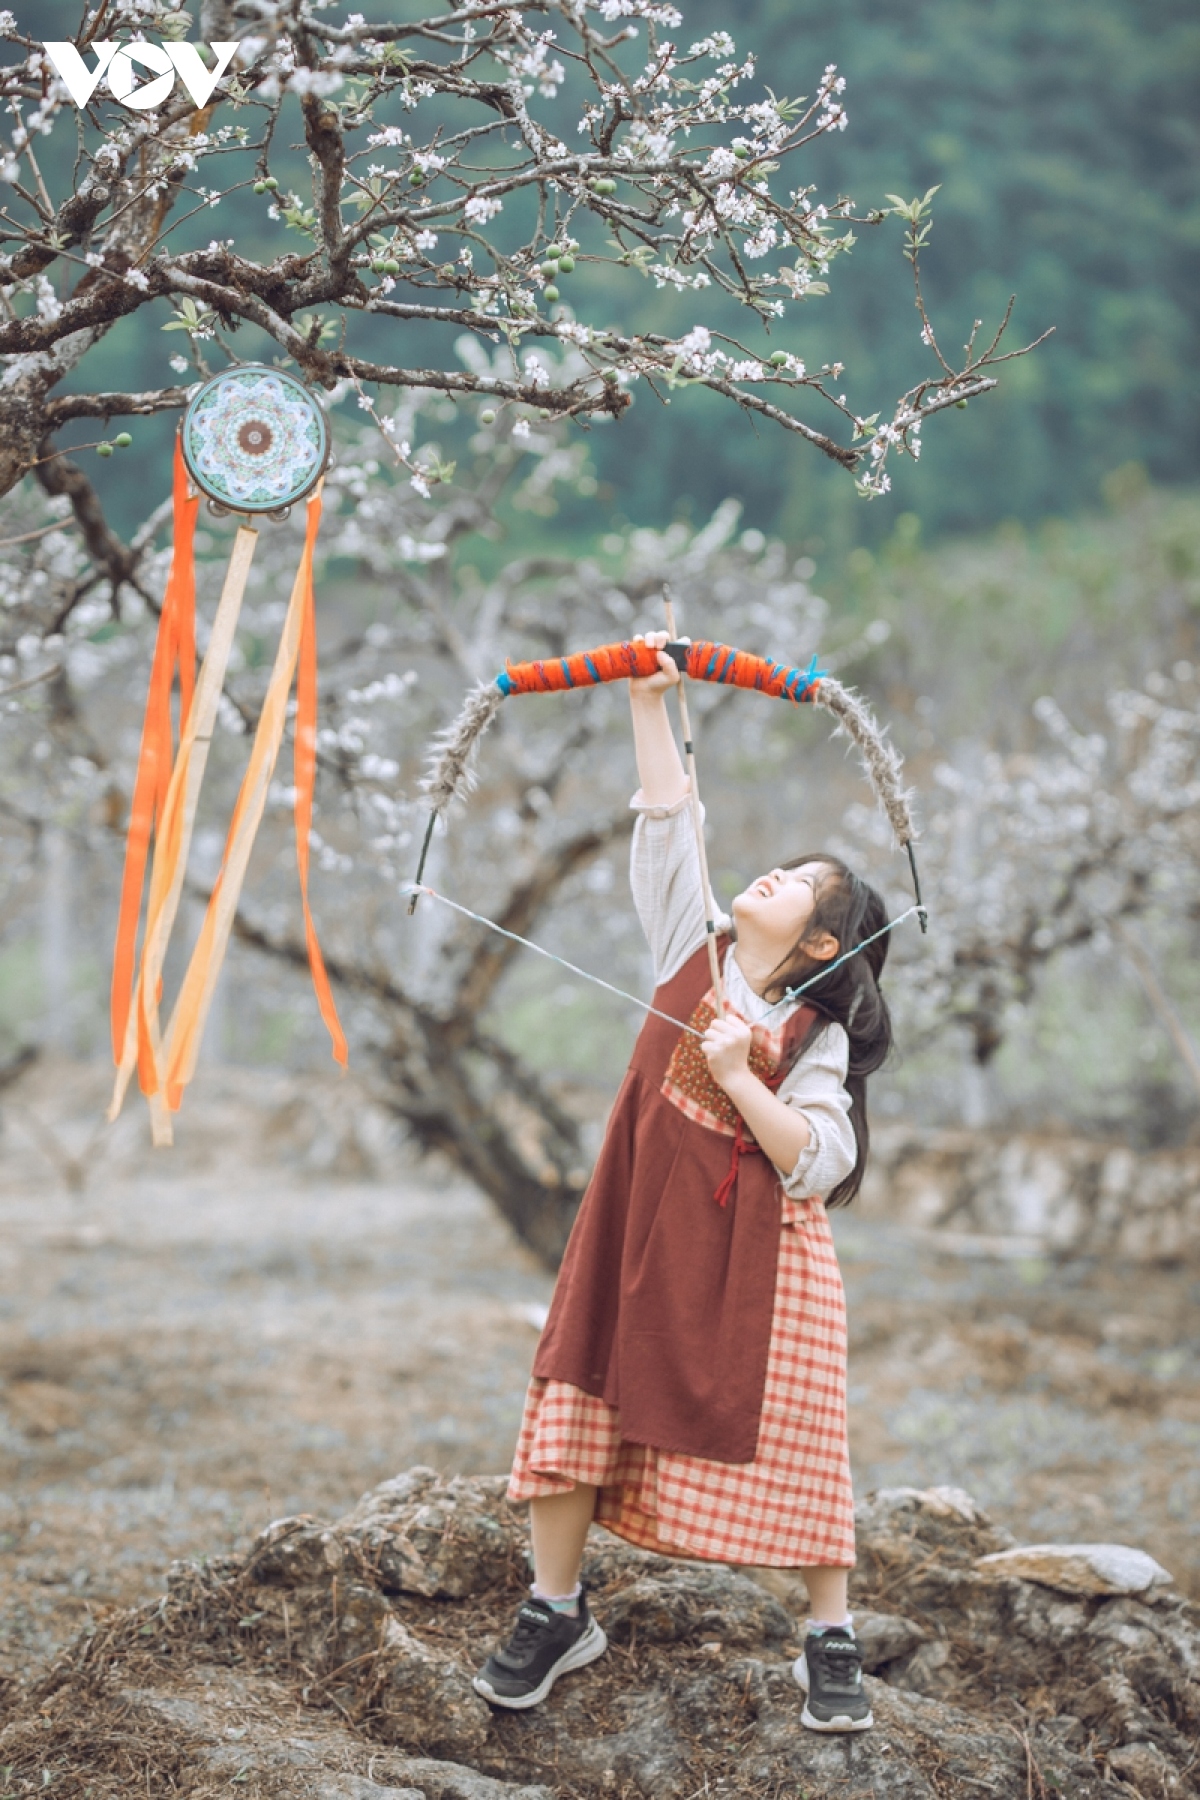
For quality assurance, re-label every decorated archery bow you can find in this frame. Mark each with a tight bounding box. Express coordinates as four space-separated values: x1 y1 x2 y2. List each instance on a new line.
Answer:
408 623 927 1018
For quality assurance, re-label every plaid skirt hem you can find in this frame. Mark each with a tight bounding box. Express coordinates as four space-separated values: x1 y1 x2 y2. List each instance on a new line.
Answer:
508 1201 856 1569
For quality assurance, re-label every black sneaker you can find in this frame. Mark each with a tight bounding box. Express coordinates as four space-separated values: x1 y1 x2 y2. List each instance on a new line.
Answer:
473 1593 607 1711
792 1626 873 1732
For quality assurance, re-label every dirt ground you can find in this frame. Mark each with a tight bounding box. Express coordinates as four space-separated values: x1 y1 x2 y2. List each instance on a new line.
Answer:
1 1057 1197 1690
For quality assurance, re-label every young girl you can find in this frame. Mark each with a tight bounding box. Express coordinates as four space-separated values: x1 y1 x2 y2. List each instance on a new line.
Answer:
475 632 893 1733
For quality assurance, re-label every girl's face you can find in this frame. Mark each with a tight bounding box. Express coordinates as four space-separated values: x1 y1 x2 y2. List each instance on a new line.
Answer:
731 862 839 964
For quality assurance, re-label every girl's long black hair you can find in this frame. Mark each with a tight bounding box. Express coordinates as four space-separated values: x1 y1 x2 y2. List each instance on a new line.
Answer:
765 854 894 1208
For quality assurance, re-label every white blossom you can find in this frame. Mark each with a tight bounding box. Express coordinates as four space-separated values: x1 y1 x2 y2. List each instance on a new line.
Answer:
689 32 736 57
286 68 343 98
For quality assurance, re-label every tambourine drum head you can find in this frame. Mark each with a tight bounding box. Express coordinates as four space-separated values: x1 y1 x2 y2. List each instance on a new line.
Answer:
181 366 329 513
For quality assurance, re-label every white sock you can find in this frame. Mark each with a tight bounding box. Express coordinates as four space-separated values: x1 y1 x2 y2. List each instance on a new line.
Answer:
531 1582 581 1616
807 1613 853 1635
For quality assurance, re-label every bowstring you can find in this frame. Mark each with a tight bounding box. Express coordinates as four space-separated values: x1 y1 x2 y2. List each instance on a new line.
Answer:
402 883 704 1035
401 884 926 1037
755 905 926 1022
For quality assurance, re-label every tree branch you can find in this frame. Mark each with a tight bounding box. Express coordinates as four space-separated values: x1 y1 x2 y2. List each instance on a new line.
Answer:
452 809 636 1018
33 441 139 607
44 386 193 425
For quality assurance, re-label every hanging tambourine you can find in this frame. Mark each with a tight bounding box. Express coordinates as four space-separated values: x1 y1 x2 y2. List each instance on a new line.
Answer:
110 365 346 1148
180 364 331 521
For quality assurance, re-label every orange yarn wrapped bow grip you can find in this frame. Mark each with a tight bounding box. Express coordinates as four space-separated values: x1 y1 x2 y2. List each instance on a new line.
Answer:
495 638 822 703
412 633 925 927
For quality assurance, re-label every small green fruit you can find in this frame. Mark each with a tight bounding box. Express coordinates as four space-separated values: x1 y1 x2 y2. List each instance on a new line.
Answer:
540 257 559 277
253 180 267 195
114 432 133 448
263 175 279 191
955 398 969 409
557 254 575 273
409 170 424 187
769 350 788 366
543 283 560 303
384 259 401 275
733 144 750 159
566 237 580 252
372 260 387 273
480 408 496 424
96 442 114 457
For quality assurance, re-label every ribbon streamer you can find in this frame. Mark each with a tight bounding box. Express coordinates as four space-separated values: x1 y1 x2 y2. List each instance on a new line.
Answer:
157 483 346 1133
111 519 260 1129
110 443 346 1140
110 437 197 1064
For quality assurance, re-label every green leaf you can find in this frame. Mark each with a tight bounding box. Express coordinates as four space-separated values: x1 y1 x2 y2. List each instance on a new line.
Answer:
161 297 216 336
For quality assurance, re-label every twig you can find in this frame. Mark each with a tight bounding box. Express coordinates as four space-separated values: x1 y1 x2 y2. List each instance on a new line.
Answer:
0 518 77 548
1112 914 1200 1102
0 664 61 701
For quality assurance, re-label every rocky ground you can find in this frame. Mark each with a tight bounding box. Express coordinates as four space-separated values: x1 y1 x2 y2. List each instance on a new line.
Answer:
1 1470 1198 1798
0 1058 1198 1796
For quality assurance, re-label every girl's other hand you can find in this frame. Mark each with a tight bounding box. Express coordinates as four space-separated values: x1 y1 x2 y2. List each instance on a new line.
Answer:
629 629 681 699
701 1013 754 1090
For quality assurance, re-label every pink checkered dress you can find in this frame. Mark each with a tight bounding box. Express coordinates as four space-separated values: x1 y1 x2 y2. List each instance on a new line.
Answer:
509 1183 855 1569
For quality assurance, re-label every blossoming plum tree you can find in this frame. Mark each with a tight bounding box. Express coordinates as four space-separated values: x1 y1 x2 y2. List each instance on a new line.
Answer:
0 0 1046 663
4 411 1197 1249
0 0 1063 1246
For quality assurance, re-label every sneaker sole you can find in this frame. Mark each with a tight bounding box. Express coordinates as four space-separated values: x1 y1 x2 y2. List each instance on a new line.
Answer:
792 1652 873 1733
800 1701 874 1733
473 1618 608 1711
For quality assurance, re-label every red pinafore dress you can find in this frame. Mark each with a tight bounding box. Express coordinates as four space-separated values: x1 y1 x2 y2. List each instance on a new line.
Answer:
508 939 856 1569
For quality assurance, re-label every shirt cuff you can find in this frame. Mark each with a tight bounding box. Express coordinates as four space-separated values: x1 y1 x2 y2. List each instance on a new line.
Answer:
629 784 692 819
783 1118 824 1199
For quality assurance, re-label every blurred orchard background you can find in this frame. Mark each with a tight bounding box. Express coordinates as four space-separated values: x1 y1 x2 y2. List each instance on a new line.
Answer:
0 0 1199 1673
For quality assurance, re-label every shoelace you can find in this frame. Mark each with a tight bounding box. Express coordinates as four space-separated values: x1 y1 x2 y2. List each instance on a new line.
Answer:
812 1638 862 1688
502 1605 556 1662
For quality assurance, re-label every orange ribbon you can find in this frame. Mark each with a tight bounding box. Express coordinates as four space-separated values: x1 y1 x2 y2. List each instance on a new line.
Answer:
157 484 346 1120
112 464 346 1140
110 435 197 1065
295 488 348 1070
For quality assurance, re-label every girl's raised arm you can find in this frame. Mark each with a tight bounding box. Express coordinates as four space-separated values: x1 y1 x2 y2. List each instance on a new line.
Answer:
629 632 688 807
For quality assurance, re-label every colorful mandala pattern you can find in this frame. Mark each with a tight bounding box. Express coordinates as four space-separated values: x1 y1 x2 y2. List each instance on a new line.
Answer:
182 367 328 511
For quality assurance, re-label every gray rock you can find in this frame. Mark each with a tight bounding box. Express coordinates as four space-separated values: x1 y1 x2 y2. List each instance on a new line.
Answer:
313 1783 426 1800
246 1470 526 1601
367 1760 555 1800
976 1542 1174 1597
371 1619 492 1762
854 1608 931 1670
599 1563 793 1648
1107 1741 1185 1792
11 1470 1200 1800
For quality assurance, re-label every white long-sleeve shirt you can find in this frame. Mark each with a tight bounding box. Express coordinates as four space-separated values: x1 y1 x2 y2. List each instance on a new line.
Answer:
630 789 857 1203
